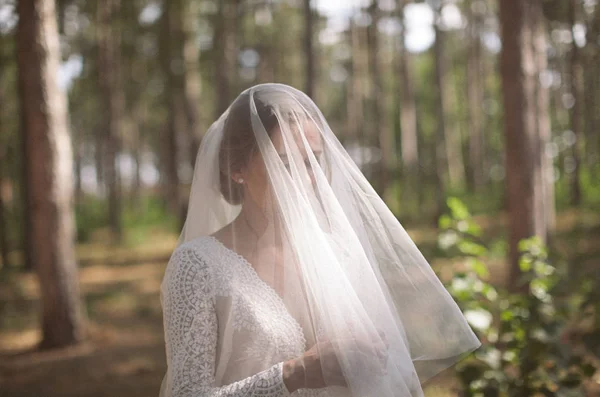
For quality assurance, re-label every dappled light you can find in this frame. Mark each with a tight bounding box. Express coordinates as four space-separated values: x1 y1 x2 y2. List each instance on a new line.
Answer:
1 0 600 396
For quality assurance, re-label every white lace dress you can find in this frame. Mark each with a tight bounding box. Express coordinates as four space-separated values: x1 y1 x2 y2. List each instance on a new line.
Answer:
161 236 346 397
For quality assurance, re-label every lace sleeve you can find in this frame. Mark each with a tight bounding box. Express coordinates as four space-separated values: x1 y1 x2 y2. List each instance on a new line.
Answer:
162 245 292 397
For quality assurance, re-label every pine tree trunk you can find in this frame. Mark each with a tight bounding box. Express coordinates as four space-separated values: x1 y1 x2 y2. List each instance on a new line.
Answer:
466 0 485 191
368 0 396 193
0 145 8 272
16 0 85 347
161 0 187 220
94 128 104 195
71 114 83 205
568 0 582 206
434 4 464 190
347 20 365 150
432 5 448 219
499 0 550 290
215 0 238 118
0 53 9 271
183 0 203 168
535 5 555 234
397 0 418 172
97 0 123 241
304 0 315 99
129 103 143 208
583 7 599 172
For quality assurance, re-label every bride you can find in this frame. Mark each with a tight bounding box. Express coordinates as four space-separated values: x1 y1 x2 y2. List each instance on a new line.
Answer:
159 83 480 397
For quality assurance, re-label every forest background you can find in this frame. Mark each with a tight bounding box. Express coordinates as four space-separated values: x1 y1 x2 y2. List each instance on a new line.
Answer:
0 0 599 396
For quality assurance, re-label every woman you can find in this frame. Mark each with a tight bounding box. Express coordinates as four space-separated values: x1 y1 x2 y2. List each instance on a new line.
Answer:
159 83 480 397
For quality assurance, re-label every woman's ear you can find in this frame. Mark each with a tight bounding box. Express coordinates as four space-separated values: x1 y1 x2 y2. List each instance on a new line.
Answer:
231 172 245 184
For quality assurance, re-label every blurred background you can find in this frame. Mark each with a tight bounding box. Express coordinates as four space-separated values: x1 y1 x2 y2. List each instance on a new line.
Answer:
0 0 599 396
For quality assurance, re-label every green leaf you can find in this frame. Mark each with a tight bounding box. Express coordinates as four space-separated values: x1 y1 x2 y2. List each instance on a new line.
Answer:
447 197 470 220
459 241 487 257
466 222 483 237
472 259 490 279
519 256 532 272
501 310 514 322
439 214 452 229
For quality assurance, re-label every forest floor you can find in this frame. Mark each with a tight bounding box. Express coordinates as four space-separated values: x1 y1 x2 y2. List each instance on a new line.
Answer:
0 209 599 397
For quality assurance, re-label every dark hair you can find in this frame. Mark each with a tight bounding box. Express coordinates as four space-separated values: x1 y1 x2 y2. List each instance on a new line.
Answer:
218 92 279 204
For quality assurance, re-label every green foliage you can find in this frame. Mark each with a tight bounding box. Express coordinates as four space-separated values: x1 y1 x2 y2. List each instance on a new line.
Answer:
438 198 598 397
75 196 109 242
76 195 177 245
122 195 178 246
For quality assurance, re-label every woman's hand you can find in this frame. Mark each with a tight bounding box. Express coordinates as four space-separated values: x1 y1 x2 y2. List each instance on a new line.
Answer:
283 331 389 392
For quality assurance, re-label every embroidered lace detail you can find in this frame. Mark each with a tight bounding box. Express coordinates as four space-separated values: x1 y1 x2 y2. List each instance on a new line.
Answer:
207 236 308 354
162 237 318 396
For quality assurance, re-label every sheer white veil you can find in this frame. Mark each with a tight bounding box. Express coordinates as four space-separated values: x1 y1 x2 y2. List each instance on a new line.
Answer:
162 83 480 396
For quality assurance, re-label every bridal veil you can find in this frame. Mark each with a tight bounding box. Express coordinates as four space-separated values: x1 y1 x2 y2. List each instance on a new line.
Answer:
161 83 480 396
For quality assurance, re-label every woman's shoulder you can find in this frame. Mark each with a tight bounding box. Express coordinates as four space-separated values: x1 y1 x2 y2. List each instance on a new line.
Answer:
166 236 238 297
176 235 218 253
170 235 241 274
164 237 220 291
170 236 221 267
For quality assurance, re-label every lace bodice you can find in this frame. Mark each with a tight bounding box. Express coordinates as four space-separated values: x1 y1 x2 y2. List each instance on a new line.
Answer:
161 236 343 397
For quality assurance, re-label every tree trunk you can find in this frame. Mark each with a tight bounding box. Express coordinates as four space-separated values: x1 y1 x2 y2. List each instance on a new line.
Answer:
183 0 203 168
466 0 485 191
160 0 187 220
499 0 550 290
303 0 315 98
433 3 465 190
368 0 396 193
535 4 555 234
72 119 83 204
347 20 365 151
16 0 85 348
0 142 8 272
0 52 9 272
215 0 238 118
129 102 143 208
568 0 582 206
396 0 420 216
94 128 104 195
397 0 418 172
583 6 600 172
432 4 448 219
97 0 123 241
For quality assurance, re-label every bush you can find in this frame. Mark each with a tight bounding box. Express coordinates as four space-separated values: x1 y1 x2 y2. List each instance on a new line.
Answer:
439 198 597 397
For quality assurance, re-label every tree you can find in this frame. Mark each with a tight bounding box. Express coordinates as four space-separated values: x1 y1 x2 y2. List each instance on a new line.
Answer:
16 0 85 347
568 0 583 206
432 0 465 191
215 0 239 117
160 0 202 222
499 0 553 289
161 0 190 221
583 2 600 172
466 0 485 191
396 0 420 216
0 48 9 272
97 0 123 241
368 0 397 193
346 18 365 152
182 0 203 165
432 1 449 219
303 0 315 98
396 0 418 173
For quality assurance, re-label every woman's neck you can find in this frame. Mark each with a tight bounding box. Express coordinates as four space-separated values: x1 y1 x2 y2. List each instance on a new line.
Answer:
232 196 284 249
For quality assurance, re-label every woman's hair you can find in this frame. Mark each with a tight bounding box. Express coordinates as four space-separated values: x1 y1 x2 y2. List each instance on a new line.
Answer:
218 92 279 205
218 85 324 204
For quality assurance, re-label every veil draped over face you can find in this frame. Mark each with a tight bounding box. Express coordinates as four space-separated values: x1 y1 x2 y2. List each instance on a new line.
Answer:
161 83 480 397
